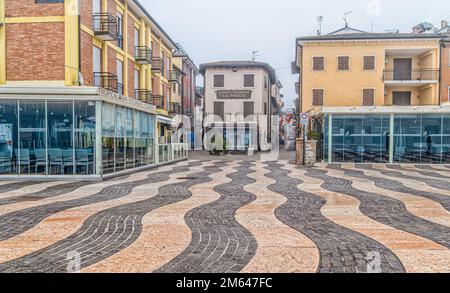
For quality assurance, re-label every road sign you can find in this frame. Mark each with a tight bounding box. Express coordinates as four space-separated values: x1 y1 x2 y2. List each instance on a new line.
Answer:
300 113 309 124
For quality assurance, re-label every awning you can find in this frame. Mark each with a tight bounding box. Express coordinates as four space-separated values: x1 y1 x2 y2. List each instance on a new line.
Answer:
157 115 178 127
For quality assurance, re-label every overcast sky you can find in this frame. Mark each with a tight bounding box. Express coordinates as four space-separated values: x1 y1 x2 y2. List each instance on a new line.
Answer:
141 0 450 109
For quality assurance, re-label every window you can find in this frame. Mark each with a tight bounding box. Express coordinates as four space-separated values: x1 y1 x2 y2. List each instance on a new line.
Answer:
244 74 254 87
92 46 102 77
213 74 224 88
264 103 267 115
116 59 123 94
448 86 450 101
337 56 350 71
134 28 140 58
134 69 139 94
313 57 325 71
93 0 101 14
264 75 268 90
312 89 324 106
244 101 254 118
363 89 375 106
363 56 376 71
116 13 123 49
214 101 224 120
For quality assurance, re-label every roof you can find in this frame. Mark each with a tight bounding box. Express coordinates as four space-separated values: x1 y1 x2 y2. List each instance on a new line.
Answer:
199 61 277 82
297 31 447 42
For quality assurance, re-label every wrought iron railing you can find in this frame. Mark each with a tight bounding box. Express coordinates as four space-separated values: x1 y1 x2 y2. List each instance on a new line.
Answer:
134 46 152 64
151 58 164 72
152 95 165 109
92 13 117 41
93 72 119 93
135 89 152 103
168 70 181 83
169 102 182 114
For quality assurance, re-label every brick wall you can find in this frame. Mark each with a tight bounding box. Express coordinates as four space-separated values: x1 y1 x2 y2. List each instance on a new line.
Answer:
80 31 94 86
107 48 117 77
5 0 64 17
80 0 93 28
441 46 450 103
6 22 65 81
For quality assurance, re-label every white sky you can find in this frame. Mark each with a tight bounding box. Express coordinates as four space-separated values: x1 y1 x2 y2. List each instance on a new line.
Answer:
139 0 450 109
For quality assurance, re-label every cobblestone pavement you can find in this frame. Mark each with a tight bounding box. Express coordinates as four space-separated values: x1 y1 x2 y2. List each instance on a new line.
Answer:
1 159 450 273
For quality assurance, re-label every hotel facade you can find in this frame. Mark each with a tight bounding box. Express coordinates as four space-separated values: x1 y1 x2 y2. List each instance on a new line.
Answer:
0 0 192 179
294 26 450 164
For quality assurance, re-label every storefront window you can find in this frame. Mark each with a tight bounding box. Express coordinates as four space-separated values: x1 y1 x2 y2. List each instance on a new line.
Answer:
75 101 96 175
443 115 450 164
47 101 73 175
19 100 47 175
421 114 443 164
0 101 18 175
115 106 126 172
125 108 135 169
394 115 422 163
102 103 115 174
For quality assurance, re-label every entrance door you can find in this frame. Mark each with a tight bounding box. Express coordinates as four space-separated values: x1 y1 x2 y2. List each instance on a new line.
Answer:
393 58 412 80
393 92 411 106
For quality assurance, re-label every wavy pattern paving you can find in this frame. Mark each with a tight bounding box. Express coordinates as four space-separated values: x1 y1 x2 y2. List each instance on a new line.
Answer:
405 165 450 179
366 165 450 192
238 162 319 273
415 165 450 174
83 161 235 273
0 182 44 196
328 165 450 212
264 161 403 273
0 161 218 273
303 167 450 251
155 161 258 273
0 161 200 244
0 181 97 206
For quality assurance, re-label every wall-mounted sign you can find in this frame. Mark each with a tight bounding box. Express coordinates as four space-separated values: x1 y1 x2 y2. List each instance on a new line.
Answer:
217 90 252 100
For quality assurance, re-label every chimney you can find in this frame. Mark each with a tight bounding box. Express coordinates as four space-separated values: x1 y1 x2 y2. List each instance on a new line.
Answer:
442 20 449 29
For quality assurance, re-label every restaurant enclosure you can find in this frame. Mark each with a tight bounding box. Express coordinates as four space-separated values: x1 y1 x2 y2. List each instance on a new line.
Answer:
0 87 188 180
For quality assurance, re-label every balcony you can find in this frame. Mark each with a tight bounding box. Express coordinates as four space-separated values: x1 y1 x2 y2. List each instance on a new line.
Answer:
92 13 117 41
152 58 164 73
152 95 165 109
383 69 439 85
134 46 152 64
168 70 181 83
93 72 122 93
135 89 152 103
169 102 182 114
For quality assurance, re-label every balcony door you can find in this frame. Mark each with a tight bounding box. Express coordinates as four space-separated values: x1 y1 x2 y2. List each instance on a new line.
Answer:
93 46 102 86
393 58 412 80
393 92 411 106
93 0 101 14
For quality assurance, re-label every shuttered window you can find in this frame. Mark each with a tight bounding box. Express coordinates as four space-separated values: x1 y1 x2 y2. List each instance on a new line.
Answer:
313 57 325 71
363 56 376 71
214 101 224 120
312 89 324 106
244 101 254 118
244 74 254 87
337 56 350 71
214 75 224 88
362 89 375 106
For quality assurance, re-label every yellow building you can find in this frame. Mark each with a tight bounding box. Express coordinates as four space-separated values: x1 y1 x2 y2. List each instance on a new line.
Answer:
294 27 450 164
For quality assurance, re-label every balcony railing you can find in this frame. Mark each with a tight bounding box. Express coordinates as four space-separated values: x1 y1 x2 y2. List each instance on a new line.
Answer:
383 69 439 82
168 70 181 83
135 89 152 103
205 113 262 124
93 72 121 93
93 13 117 41
135 46 152 64
169 102 182 114
152 95 165 109
152 58 164 73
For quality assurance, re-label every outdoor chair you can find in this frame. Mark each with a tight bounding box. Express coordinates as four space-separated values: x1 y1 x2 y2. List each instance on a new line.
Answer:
14 149 31 174
48 148 64 174
76 149 91 174
34 149 47 174
63 149 74 175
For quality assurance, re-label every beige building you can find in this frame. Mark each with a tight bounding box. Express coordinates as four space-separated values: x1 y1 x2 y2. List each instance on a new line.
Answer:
200 61 277 151
294 27 450 164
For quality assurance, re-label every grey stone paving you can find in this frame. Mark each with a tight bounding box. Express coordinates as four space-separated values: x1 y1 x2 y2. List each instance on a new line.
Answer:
265 162 404 273
155 161 258 273
0 165 193 242
304 166 450 251
0 161 218 273
329 165 450 212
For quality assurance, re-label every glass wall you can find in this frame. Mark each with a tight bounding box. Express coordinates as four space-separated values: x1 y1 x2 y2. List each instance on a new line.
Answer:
101 102 155 175
74 101 96 175
325 113 450 164
0 100 18 175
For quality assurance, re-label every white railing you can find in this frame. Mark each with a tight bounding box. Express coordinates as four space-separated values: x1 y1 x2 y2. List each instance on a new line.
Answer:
157 143 188 164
